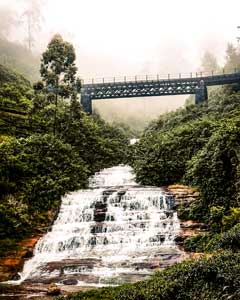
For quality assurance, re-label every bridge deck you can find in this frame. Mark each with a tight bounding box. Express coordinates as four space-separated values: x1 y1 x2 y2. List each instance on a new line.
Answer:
82 70 240 86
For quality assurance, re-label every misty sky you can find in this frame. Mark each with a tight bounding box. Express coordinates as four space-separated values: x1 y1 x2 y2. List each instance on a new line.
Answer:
1 0 239 78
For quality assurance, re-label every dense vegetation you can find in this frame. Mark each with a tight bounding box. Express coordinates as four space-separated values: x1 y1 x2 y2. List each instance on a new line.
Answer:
0 64 33 137
0 35 129 257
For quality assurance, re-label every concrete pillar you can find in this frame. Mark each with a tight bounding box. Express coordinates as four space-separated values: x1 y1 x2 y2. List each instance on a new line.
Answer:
195 80 208 104
80 92 92 114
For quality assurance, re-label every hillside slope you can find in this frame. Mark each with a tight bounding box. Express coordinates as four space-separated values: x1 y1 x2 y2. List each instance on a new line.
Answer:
0 38 40 83
0 64 32 137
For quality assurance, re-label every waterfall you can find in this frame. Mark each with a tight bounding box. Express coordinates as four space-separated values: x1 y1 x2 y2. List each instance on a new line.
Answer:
12 165 183 286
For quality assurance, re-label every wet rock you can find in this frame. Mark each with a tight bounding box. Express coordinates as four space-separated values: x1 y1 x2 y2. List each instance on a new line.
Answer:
91 224 106 234
47 283 61 296
44 258 102 273
0 234 45 282
94 201 107 222
62 278 78 285
167 184 199 207
180 221 208 230
174 236 185 246
11 273 21 280
150 263 160 269
23 247 34 259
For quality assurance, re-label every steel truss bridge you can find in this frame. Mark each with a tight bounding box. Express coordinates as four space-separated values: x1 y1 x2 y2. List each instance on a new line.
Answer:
80 70 240 113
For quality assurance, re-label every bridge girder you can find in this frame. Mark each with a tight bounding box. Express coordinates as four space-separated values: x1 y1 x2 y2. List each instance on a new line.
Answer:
81 72 240 113
84 80 198 99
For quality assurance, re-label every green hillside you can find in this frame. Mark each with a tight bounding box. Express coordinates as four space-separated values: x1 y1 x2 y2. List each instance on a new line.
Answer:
0 64 33 137
0 38 40 83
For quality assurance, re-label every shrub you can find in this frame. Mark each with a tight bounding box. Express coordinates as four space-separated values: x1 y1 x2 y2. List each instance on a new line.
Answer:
133 118 216 186
0 134 89 210
184 118 240 210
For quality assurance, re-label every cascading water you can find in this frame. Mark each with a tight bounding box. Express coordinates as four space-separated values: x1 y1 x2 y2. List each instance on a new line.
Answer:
13 166 184 286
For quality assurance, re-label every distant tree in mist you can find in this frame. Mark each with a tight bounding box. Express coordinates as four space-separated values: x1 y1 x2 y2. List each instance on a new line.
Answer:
200 51 220 73
22 0 45 51
225 43 240 71
185 51 220 106
0 6 17 38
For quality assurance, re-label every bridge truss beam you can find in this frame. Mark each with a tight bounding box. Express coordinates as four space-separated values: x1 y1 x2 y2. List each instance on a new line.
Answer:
81 72 240 113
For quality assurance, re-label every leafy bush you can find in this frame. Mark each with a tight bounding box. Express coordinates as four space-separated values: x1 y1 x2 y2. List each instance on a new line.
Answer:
0 65 33 137
133 117 216 186
184 223 240 253
0 195 30 239
216 223 240 251
0 134 89 211
184 233 219 252
184 118 240 210
209 206 225 232
222 207 240 230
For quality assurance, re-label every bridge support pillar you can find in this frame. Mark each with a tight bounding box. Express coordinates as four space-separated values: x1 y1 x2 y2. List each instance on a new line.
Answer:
195 80 208 104
80 93 92 114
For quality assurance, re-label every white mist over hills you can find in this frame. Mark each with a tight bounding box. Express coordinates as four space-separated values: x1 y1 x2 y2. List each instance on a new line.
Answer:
0 0 239 128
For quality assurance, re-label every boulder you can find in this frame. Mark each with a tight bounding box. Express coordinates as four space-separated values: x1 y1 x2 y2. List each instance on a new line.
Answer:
62 278 78 285
47 283 61 296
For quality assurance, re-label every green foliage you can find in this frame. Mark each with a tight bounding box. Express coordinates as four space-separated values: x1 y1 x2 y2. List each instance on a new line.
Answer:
57 252 240 300
209 206 225 232
184 233 210 252
0 133 90 241
216 223 240 251
134 117 216 186
0 195 31 239
0 64 31 87
0 38 40 82
184 118 240 209
0 134 89 211
39 34 80 135
184 223 240 253
30 93 129 173
222 207 240 230
110 120 140 139
0 64 33 137
0 238 19 257
40 34 78 99
177 200 209 222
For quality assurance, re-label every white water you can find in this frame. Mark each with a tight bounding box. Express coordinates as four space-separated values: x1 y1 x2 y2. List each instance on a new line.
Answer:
11 165 183 286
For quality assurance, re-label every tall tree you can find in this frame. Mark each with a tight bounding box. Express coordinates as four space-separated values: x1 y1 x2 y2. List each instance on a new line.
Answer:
0 6 17 39
200 51 219 73
22 0 45 51
225 43 240 70
40 34 78 134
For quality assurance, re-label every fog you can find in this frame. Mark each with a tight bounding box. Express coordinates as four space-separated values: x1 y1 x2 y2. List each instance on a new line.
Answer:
0 0 239 128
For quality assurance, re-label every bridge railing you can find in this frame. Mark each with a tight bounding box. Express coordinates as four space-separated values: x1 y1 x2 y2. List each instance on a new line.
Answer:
81 68 240 85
